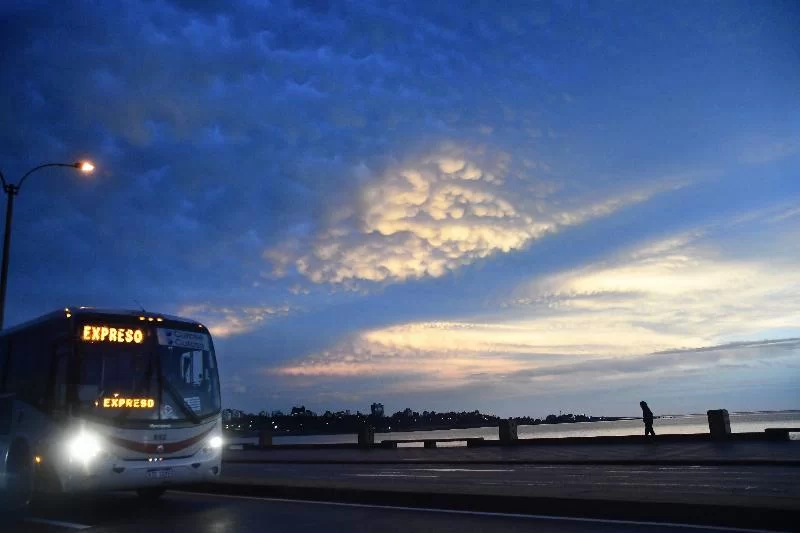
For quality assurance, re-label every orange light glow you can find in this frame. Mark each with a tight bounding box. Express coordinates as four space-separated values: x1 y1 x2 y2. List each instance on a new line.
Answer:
102 397 155 408
81 325 144 344
78 161 95 173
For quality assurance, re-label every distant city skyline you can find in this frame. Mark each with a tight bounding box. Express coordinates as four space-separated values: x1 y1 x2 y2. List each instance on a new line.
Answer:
1 1 798 417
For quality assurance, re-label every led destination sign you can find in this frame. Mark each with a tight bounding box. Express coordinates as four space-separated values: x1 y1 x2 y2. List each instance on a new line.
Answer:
82 325 144 344
101 397 155 408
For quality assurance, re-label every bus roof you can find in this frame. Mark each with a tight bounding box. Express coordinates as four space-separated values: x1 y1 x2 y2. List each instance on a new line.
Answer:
0 307 205 336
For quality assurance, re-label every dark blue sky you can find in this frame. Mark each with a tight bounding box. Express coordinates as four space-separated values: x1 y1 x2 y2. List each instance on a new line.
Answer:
1 0 798 416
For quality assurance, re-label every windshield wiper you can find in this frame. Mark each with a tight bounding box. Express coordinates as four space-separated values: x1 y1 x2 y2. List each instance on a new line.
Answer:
161 377 201 424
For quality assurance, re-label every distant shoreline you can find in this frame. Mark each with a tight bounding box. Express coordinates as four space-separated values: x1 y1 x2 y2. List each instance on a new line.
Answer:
223 410 800 438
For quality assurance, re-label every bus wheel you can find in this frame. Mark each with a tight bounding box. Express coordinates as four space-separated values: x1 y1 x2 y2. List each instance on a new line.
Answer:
6 441 34 508
136 487 166 500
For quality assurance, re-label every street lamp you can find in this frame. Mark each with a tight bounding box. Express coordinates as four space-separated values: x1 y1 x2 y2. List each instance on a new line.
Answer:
0 161 95 329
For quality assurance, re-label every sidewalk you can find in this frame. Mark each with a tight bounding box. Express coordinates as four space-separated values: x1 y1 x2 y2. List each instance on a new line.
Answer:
223 438 800 465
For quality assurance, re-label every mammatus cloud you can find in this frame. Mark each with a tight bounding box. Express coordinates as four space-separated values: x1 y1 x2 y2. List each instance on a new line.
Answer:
264 146 684 287
177 303 295 337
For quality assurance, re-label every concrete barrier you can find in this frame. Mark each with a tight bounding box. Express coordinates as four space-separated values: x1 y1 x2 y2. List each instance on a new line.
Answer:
358 426 374 448
258 430 273 447
499 419 518 444
707 409 731 440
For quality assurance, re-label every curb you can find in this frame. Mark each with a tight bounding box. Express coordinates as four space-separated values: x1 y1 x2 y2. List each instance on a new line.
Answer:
223 458 800 466
178 481 800 531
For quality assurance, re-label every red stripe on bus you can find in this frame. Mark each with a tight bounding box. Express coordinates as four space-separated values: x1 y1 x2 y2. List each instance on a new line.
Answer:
108 426 215 454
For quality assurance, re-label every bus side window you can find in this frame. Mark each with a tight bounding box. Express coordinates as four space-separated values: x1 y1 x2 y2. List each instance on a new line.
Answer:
0 339 8 393
7 336 29 399
51 343 71 417
8 331 49 408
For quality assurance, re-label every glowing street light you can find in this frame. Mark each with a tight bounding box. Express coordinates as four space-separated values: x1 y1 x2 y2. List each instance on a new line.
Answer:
0 161 95 329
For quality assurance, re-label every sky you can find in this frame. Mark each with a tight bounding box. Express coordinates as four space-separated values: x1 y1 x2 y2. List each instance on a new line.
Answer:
1 0 798 417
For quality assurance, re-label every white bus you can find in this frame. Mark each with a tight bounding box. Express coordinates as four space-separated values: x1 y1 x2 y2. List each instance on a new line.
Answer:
0 308 223 507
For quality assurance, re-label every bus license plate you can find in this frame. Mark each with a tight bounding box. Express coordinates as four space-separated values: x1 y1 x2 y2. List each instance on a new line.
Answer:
146 469 173 479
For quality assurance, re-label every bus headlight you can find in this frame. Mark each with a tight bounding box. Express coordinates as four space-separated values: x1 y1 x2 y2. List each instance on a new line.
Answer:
201 435 223 455
67 432 102 462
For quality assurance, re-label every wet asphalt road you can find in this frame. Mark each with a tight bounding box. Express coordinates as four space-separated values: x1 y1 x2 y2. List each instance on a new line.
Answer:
2 461 797 531
220 462 800 509
4 490 787 533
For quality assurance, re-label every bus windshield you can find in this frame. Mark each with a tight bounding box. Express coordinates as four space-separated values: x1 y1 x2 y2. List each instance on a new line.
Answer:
76 326 221 422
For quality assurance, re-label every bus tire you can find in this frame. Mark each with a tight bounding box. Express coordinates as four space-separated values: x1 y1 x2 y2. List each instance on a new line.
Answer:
6 440 34 508
136 487 166 500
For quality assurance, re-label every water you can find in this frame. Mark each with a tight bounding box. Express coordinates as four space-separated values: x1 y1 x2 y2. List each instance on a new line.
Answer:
229 411 800 447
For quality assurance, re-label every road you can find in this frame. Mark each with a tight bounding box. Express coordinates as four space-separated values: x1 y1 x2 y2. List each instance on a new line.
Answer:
219 462 800 509
3 490 788 533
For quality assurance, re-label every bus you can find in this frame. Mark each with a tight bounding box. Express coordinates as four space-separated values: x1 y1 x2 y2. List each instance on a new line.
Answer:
0 307 223 507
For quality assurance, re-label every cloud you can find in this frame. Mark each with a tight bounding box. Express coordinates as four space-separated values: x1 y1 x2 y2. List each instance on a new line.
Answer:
269 210 800 394
509 224 800 350
178 303 295 337
265 144 684 287
269 322 800 396
2 0 797 414
269 330 533 391
515 338 800 378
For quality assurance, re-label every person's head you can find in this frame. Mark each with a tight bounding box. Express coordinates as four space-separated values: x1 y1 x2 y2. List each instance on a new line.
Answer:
640 401 647 408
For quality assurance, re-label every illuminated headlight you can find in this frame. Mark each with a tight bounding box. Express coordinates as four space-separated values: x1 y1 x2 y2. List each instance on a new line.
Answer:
208 435 223 449
67 432 102 462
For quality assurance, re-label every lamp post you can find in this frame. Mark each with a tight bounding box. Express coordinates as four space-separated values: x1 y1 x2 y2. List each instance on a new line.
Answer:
0 161 95 329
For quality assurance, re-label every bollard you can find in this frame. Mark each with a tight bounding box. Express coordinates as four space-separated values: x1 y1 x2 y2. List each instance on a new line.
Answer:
707 409 731 440
258 429 273 447
358 426 375 448
499 419 518 444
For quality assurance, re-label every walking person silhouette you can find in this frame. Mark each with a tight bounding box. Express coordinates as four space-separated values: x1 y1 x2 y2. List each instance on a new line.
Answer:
640 401 656 437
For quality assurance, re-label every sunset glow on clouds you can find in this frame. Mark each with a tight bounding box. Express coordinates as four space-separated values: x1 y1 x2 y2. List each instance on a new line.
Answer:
177 304 296 338
2 0 797 415
265 145 685 287
271 210 800 404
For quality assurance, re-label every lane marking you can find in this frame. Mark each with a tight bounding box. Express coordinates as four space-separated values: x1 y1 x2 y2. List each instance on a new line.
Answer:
172 490 782 533
412 468 514 472
352 473 439 478
25 518 92 530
